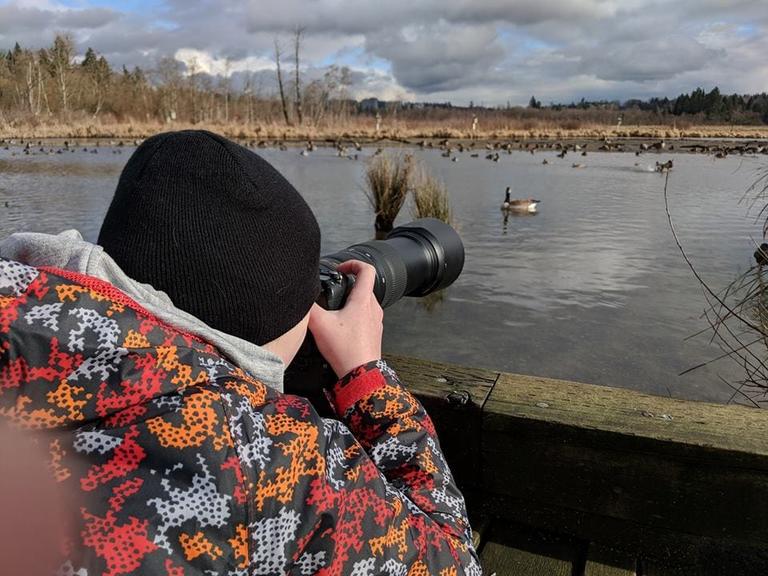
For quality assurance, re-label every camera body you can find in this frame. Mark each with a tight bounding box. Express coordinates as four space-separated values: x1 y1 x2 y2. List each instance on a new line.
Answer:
317 266 354 310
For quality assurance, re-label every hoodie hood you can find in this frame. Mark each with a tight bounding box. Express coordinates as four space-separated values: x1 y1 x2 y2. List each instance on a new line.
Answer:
0 230 285 391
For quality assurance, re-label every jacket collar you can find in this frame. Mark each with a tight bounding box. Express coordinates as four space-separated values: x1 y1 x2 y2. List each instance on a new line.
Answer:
0 230 285 392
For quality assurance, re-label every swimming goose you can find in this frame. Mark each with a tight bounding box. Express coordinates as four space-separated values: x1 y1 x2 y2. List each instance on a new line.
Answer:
501 187 540 212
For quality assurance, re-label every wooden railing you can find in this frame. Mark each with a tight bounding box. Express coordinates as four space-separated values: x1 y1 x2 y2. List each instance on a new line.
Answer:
385 354 768 574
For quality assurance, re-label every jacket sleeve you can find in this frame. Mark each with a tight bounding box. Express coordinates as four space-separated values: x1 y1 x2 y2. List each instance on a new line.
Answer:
323 359 482 574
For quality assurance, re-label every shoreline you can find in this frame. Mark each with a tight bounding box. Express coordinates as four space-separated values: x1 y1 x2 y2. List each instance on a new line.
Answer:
3 136 767 157
2 123 768 156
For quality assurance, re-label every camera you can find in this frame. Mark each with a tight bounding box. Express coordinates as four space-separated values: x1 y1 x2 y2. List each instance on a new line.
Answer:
317 218 465 310
285 218 465 409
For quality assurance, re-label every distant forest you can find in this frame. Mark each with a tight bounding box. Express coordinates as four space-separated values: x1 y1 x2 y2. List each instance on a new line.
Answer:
527 88 768 124
2 35 767 128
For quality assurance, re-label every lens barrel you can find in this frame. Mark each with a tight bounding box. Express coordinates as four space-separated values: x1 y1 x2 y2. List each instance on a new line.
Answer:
320 218 464 308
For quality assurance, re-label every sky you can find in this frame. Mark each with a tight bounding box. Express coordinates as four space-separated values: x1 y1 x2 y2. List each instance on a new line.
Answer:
1 0 767 106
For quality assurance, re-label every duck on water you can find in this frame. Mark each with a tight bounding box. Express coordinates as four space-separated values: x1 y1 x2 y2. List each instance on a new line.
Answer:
501 187 540 213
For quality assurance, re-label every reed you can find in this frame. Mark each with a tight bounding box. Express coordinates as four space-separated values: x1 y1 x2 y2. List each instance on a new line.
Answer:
411 165 453 225
672 167 768 405
364 152 413 234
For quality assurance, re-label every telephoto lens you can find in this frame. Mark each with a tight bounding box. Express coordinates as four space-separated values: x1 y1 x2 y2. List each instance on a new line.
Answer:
319 218 465 310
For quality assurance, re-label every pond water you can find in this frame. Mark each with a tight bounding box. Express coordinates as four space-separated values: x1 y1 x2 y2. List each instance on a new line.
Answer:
1 143 766 403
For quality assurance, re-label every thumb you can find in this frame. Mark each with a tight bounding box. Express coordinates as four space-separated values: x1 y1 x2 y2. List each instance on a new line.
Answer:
308 303 333 334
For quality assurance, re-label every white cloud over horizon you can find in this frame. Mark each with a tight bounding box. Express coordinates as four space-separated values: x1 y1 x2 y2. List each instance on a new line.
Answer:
0 0 766 106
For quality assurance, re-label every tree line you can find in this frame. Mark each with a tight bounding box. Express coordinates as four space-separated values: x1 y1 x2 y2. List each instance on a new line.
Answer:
0 34 355 127
2 35 767 128
529 87 768 124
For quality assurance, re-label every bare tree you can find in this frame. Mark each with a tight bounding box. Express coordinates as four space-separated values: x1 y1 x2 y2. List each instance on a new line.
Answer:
274 38 291 126
154 56 184 123
221 58 231 122
294 27 304 125
23 53 39 116
186 56 201 123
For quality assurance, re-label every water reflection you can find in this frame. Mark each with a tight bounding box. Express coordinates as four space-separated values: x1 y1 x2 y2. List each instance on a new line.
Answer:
0 145 764 402
502 210 538 235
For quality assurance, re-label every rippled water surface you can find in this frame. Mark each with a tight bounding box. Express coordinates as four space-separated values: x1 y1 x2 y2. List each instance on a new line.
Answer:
2 144 766 402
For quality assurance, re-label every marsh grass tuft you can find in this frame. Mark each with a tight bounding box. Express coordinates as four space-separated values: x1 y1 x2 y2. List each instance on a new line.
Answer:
364 152 413 234
410 163 455 313
411 165 453 225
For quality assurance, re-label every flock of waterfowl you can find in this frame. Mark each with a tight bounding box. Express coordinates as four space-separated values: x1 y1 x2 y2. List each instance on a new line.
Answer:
1 138 144 156
3 136 767 160
416 137 768 163
3 135 767 225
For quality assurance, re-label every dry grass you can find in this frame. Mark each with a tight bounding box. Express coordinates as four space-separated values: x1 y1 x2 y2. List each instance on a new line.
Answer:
412 165 453 225
364 152 413 233
1 117 767 142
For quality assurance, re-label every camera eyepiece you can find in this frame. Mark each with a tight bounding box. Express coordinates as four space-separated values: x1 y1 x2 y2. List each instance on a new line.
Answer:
319 218 464 310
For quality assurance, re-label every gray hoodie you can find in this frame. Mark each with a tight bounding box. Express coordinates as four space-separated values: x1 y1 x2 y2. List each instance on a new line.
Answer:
0 230 286 391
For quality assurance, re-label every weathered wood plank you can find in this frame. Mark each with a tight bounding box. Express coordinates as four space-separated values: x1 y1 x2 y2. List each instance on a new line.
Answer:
481 542 571 576
479 520 577 576
484 372 768 458
640 549 768 576
385 353 497 408
481 372 768 547
465 491 768 576
584 545 636 576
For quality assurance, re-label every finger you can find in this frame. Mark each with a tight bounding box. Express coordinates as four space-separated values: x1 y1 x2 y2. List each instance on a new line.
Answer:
335 259 373 277
336 261 376 304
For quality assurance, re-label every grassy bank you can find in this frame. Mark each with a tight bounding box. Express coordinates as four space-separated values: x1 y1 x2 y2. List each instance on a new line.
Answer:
2 119 767 143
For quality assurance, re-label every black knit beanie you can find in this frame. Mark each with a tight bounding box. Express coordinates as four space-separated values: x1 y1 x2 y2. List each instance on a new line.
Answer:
98 130 321 345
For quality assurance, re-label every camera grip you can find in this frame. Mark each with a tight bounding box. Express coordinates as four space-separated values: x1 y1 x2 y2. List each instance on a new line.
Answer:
284 333 337 417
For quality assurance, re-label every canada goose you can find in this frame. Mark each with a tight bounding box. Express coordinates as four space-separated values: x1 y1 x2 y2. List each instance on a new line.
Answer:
655 159 673 173
501 187 540 212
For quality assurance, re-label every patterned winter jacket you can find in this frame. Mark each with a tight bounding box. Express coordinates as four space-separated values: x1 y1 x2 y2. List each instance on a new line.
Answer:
0 253 481 575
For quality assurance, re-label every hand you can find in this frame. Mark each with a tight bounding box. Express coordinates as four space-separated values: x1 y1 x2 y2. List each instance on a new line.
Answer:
308 260 384 378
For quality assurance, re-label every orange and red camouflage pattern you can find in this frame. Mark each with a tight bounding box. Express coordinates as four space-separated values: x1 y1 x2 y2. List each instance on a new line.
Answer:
0 258 481 576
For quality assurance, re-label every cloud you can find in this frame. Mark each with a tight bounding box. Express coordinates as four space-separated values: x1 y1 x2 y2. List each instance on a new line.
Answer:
0 3 117 35
366 21 505 92
0 0 765 105
577 36 723 82
175 48 274 76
